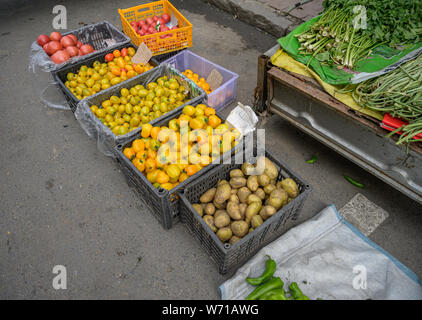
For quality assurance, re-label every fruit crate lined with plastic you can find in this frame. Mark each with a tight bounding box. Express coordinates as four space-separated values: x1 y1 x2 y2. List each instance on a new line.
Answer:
30 20 131 74
118 0 192 55
163 50 239 111
74 63 206 157
52 43 159 113
179 147 312 274
114 102 243 230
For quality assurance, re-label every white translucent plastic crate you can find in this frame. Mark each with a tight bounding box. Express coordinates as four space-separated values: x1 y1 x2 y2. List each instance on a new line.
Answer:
163 50 239 111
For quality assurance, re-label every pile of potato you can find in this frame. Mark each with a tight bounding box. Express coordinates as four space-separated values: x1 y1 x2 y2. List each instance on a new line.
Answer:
191 156 300 245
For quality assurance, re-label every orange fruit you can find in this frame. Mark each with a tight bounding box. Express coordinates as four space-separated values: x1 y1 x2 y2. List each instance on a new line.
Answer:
156 170 170 184
136 150 148 160
123 147 136 160
150 126 160 140
208 115 221 129
113 49 121 58
204 107 216 117
184 165 198 176
132 158 145 172
132 139 145 153
141 123 152 138
145 158 157 173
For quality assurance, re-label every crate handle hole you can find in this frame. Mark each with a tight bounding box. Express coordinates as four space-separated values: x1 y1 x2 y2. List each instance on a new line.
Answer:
224 243 231 250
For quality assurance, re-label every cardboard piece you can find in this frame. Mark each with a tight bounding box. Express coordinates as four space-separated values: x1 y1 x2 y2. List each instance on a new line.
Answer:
131 42 153 65
206 69 223 91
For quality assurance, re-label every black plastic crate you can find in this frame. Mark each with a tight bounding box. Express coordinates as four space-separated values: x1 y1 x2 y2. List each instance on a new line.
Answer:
32 21 131 74
115 103 242 229
179 148 312 274
51 43 158 113
74 63 207 157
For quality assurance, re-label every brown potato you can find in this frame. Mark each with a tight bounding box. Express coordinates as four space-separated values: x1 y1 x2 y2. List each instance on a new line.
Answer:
266 188 288 210
213 199 226 210
229 169 244 178
245 202 262 225
203 215 217 233
214 211 231 228
247 175 259 192
200 188 216 203
229 236 241 245
254 188 266 200
259 205 277 220
231 188 238 195
214 183 232 204
237 187 251 203
192 203 203 217
256 156 278 180
241 162 254 176
227 201 243 220
204 203 216 216
249 227 254 234
239 203 247 217
231 221 249 237
230 177 247 189
258 174 270 187
264 184 277 195
217 179 229 186
229 194 240 203
279 178 299 199
251 215 264 229
247 194 262 205
217 227 232 242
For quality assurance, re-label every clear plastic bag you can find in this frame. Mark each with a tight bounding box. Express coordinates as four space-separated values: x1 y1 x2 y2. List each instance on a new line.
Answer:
27 21 130 110
75 63 207 157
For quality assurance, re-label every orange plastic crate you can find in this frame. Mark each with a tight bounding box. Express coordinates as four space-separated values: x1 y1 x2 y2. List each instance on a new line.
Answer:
118 0 192 56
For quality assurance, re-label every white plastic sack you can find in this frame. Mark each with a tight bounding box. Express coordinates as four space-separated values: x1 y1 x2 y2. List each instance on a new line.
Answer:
219 205 422 300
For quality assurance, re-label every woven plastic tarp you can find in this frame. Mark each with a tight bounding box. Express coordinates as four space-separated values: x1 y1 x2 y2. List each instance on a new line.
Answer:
219 205 422 300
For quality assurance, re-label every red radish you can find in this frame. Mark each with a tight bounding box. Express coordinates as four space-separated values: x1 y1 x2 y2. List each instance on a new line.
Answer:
161 13 170 23
137 29 145 36
68 34 77 43
148 26 155 34
60 35 75 48
78 49 83 56
80 44 94 55
50 31 62 42
51 50 70 64
46 40 62 55
139 19 146 26
37 34 50 47
145 17 153 25
152 15 159 22
65 46 79 57
130 21 138 28
76 41 83 48
161 25 169 32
